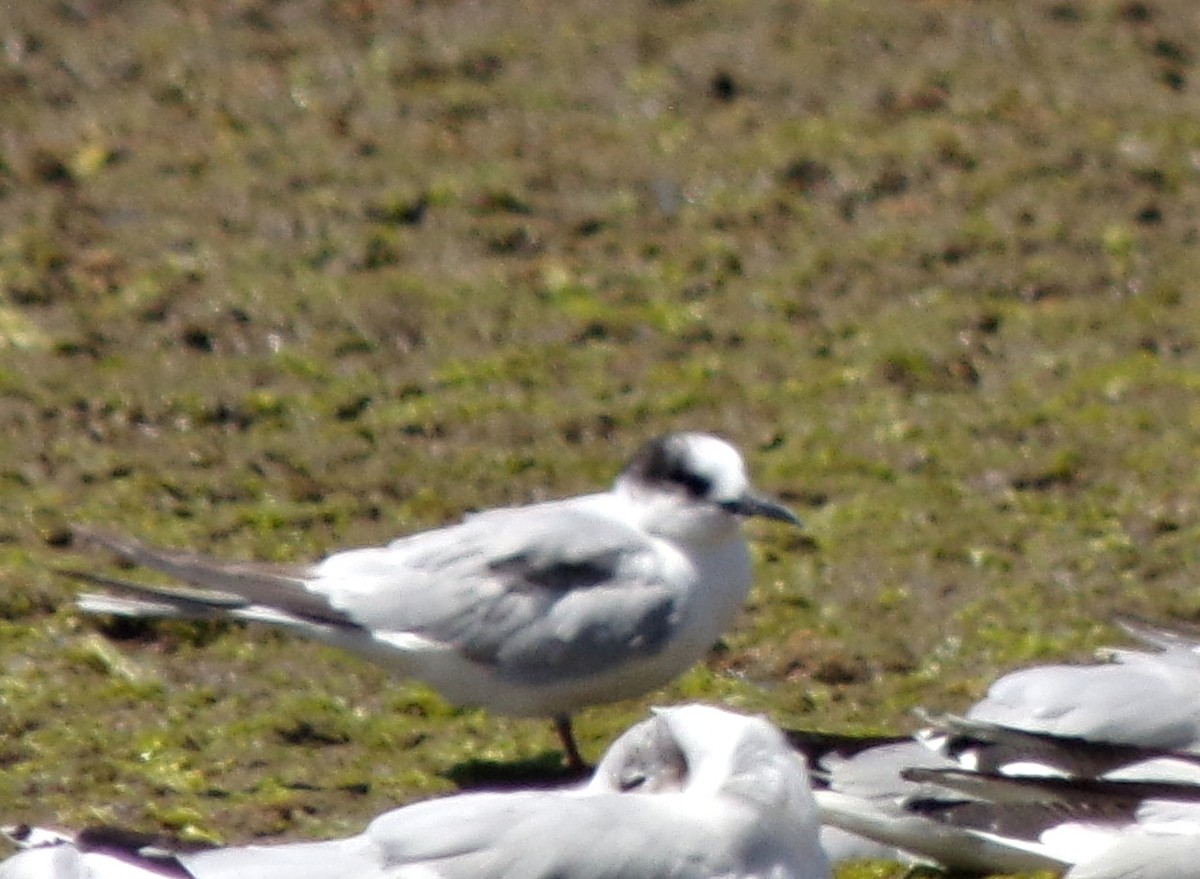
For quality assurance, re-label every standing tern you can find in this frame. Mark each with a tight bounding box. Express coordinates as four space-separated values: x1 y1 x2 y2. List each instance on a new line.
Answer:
69 432 801 768
0 704 832 879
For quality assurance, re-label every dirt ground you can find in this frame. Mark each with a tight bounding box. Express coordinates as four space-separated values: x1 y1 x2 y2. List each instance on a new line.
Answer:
3 0 1200 874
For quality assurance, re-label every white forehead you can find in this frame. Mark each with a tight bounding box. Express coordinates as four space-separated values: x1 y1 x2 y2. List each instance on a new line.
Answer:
653 704 778 787
657 705 753 759
678 433 749 497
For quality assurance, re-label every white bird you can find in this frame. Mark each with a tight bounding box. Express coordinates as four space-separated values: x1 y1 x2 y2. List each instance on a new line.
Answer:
69 432 801 768
965 617 1200 753
802 616 1200 874
0 704 832 879
809 723 1191 875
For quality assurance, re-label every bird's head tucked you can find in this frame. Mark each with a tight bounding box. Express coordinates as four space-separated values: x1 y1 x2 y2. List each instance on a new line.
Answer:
587 710 689 795
589 704 817 810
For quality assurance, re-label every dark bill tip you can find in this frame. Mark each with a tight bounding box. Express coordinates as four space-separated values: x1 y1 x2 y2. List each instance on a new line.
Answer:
721 493 803 527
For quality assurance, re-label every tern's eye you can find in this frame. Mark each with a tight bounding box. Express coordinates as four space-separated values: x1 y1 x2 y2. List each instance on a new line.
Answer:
630 437 714 499
665 465 711 499
618 770 647 791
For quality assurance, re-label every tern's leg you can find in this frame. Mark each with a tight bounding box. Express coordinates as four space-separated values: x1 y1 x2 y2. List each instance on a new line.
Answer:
554 714 587 772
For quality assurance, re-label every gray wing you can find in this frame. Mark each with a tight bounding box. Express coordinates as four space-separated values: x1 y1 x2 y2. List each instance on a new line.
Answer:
1114 615 1200 656
182 792 746 879
820 739 955 799
967 662 1200 750
180 836 382 879
812 741 1072 873
369 791 761 879
921 712 1200 779
74 505 684 683
0 794 759 879
310 503 685 682
1054 798 1200 879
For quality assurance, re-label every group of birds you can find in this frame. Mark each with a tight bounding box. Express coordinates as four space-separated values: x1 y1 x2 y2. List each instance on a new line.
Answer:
4 431 1200 878
813 613 1200 879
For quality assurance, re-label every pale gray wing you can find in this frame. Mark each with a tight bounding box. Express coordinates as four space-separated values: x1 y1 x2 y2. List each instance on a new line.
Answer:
180 835 382 879
369 791 758 879
921 713 1200 779
811 741 1074 873
820 740 955 799
967 662 1200 750
73 505 683 683
1051 799 1200 879
317 504 684 682
182 791 746 879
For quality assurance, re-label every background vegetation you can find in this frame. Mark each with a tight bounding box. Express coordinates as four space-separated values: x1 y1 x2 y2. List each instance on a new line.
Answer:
3 0 1200 874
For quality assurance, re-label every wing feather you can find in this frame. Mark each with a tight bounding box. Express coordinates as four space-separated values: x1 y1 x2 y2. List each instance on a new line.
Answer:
74 503 683 684
366 791 753 879
316 505 683 681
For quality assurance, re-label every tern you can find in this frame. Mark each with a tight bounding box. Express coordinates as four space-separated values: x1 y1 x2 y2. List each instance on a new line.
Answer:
804 616 1200 874
0 704 831 879
70 432 801 768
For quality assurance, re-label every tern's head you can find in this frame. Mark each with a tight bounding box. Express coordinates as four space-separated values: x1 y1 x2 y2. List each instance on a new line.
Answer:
588 704 820 813
614 433 800 540
587 705 828 877
587 707 689 795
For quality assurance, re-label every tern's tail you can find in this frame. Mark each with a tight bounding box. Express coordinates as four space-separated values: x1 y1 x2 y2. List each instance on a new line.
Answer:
66 566 395 675
76 591 220 621
65 567 247 622
67 526 357 628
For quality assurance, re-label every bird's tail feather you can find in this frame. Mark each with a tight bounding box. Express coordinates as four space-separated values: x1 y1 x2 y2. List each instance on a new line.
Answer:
67 568 371 651
69 525 353 626
76 592 212 620
71 525 304 594
63 568 246 621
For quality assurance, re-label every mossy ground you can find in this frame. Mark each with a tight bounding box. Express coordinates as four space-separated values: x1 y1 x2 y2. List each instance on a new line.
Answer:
3 0 1200 875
